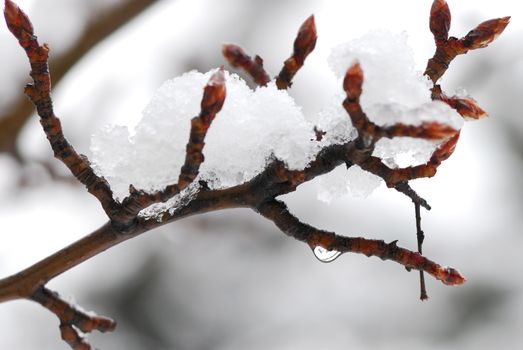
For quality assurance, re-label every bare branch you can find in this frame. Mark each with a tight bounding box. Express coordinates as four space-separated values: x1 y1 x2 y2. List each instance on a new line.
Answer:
222 44 270 86
0 1 510 347
4 0 121 219
425 0 510 83
460 16 511 50
414 203 429 300
432 85 487 119
0 0 158 157
394 182 431 211
31 287 116 350
256 199 465 286
275 15 317 89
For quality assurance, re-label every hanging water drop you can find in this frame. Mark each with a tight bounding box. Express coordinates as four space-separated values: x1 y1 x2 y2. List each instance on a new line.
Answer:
313 246 342 263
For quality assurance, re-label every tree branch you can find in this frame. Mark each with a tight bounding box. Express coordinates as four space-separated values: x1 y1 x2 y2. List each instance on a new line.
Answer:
223 15 317 90
0 0 510 348
414 202 429 300
0 0 158 158
31 286 116 350
222 44 270 86
255 199 465 285
425 0 509 83
275 15 317 89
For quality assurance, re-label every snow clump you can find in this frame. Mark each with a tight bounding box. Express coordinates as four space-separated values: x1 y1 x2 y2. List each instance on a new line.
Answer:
90 71 318 200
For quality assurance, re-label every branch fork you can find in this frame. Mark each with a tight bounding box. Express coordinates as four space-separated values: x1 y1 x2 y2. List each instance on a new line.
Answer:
1 0 509 347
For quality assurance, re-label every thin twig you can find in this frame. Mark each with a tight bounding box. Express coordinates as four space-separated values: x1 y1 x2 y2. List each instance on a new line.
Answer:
4 0 121 220
256 199 465 285
395 182 431 211
0 0 158 157
275 15 317 89
222 44 270 86
31 286 116 350
425 0 509 83
414 202 429 300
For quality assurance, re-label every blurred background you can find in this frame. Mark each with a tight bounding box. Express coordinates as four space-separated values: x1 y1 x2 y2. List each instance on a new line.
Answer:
0 0 522 349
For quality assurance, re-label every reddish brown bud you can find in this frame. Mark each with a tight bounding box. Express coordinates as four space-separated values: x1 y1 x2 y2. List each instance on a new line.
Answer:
201 67 226 121
461 16 510 50
446 97 487 119
431 132 460 163
222 44 270 86
343 62 364 101
293 15 317 64
222 44 247 67
275 15 318 90
430 0 451 43
4 0 34 39
440 267 466 286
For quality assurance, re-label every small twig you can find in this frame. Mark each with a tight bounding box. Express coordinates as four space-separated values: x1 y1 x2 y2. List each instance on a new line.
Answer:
431 85 487 119
222 44 270 86
256 199 465 285
4 0 121 220
395 182 431 211
414 202 429 300
0 0 157 158
275 15 317 89
31 286 116 350
425 0 509 83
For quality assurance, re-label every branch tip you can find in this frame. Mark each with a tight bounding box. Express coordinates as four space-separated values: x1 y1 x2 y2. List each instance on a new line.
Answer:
31 287 116 350
438 93 488 120
462 16 511 50
4 0 34 39
275 14 317 89
222 44 270 86
343 62 363 101
430 0 451 43
201 68 226 120
294 14 317 61
441 267 466 286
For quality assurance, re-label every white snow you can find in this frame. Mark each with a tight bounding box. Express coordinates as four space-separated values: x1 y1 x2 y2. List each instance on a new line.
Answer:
91 70 318 200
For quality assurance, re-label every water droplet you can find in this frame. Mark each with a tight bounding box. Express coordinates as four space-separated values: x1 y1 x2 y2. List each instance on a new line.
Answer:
313 246 342 263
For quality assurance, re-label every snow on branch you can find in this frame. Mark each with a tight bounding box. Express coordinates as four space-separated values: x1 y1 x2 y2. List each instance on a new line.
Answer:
0 0 510 348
